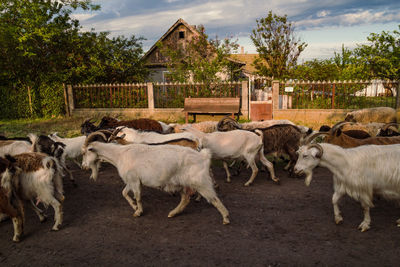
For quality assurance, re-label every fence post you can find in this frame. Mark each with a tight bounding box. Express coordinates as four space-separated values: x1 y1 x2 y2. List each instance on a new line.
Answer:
241 81 249 119
331 83 335 109
147 82 154 112
66 85 75 115
396 81 400 109
272 80 280 115
63 84 70 117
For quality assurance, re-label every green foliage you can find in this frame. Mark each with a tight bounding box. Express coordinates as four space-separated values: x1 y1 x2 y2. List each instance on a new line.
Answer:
355 26 400 80
0 0 148 119
157 25 240 83
251 10 307 79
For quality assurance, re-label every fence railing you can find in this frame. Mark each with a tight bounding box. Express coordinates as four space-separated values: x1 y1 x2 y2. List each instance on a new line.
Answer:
153 82 241 108
72 83 148 109
278 80 399 109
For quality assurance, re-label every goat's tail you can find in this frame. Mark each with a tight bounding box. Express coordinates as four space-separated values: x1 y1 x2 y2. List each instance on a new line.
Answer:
43 156 64 196
28 133 39 152
254 129 264 141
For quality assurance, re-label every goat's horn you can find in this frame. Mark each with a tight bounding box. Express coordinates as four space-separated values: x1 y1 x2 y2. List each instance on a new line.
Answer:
301 131 329 145
382 122 399 131
308 143 324 158
84 131 108 147
108 127 125 141
330 121 351 134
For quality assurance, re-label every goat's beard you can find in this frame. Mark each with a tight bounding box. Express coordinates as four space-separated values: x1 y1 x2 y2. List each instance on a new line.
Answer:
304 170 313 186
89 161 101 180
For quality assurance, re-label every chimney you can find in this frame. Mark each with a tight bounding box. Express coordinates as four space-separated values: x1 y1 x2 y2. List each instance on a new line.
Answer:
241 46 244 54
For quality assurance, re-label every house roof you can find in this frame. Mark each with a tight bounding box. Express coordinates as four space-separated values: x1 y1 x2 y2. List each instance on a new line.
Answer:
142 18 200 62
229 54 260 74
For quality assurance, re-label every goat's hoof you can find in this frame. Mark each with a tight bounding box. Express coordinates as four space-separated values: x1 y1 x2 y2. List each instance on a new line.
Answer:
335 216 343 225
51 226 60 231
12 235 21 242
39 215 48 223
244 182 251 187
223 217 230 225
272 178 280 185
358 222 370 232
133 211 142 217
396 219 400 226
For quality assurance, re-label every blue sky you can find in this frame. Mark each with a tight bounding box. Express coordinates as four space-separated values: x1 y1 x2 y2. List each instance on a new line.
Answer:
73 0 400 61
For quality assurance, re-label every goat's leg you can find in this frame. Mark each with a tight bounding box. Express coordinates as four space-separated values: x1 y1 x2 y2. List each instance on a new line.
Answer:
258 150 279 184
131 181 143 217
122 185 137 211
63 165 77 187
332 192 345 225
168 190 191 218
210 197 230 225
358 201 372 232
244 158 259 187
48 198 63 231
30 200 47 222
11 215 24 242
223 161 232 182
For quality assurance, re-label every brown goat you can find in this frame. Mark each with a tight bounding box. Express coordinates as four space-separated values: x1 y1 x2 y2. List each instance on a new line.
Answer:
308 122 400 148
98 116 163 133
257 124 311 174
0 156 24 242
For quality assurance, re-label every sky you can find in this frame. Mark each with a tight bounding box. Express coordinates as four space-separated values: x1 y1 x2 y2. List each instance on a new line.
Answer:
72 0 400 61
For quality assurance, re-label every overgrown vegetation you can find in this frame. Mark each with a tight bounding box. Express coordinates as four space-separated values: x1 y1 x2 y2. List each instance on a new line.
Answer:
0 0 148 119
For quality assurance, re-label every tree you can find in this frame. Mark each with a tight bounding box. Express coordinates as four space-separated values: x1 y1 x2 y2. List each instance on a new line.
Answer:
251 10 307 79
0 0 148 118
158 25 240 83
354 26 400 80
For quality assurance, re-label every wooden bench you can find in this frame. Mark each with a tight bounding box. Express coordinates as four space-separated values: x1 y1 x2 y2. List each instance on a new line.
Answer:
183 97 240 123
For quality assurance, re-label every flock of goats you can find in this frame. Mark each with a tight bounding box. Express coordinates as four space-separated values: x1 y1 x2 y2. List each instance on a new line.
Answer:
1 106 400 242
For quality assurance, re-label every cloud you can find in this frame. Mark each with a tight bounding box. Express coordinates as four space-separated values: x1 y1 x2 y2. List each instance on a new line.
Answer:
73 0 400 58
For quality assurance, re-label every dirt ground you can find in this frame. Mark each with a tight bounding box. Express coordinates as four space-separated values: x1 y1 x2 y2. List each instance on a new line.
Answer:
1 161 400 266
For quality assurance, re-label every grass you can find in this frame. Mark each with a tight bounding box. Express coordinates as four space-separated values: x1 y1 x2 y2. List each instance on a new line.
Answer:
0 116 86 138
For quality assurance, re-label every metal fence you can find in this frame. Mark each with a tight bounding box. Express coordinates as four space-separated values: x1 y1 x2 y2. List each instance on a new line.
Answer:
72 83 148 108
153 82 242 108
278 80 399 109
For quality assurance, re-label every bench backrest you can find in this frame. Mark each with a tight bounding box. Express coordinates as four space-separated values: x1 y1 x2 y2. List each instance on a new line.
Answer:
184 98 240 113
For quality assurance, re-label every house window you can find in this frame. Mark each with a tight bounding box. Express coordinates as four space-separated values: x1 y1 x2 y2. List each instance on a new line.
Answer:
162 71 172 83
179 31 185 39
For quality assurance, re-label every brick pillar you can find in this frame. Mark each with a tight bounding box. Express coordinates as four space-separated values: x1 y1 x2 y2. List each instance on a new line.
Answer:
241 81 249 119
147 82 154 112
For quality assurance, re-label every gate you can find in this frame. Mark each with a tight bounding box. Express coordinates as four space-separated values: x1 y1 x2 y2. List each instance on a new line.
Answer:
250 101 272 121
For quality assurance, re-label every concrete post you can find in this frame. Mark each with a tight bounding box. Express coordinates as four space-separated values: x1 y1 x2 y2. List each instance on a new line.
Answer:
272 80 280 114
147 82 154 112
241 81 249 119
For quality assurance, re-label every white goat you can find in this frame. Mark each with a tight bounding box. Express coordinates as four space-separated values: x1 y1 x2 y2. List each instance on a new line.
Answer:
81 133 230 224
49 133 86 167
0 140 31 157
183 127 278 186
294 142 400 232
116 127 198 144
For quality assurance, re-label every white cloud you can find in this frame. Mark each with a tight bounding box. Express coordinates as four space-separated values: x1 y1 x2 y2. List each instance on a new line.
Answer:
317 10 330 18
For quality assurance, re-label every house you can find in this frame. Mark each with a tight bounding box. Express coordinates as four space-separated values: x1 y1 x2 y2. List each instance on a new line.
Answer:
142 18 246 83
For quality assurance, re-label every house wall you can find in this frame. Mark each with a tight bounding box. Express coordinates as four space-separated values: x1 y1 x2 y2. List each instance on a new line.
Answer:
148 67 168 83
